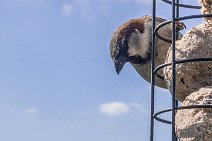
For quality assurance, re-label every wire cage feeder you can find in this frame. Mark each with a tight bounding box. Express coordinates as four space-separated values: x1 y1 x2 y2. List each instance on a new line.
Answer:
150 0 212 141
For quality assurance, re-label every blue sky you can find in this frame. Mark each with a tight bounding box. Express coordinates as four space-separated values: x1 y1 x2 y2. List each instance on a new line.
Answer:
0 0 202 141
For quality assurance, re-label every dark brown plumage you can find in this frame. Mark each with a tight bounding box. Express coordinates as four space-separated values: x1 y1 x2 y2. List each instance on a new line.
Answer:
109 15 183 89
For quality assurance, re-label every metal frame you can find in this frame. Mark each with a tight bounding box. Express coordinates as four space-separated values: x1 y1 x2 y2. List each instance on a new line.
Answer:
150 0 212 141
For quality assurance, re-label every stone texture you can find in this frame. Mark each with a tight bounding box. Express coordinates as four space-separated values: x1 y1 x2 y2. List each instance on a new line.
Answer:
164 22 212 102
199 0 212 23
176 87 212 141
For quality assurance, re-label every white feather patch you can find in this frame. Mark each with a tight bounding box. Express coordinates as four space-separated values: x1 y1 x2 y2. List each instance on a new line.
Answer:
127 21 151 58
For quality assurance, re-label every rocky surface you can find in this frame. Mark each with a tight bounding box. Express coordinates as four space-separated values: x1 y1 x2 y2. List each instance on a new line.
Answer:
164 22 212 102
199 0 212 23
176 87 212 141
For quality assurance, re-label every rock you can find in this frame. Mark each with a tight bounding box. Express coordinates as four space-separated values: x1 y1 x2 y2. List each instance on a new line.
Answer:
164 22 212 102
199 0 212 23
176 87 212 141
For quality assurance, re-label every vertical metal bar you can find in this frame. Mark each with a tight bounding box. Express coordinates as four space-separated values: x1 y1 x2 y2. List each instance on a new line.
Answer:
150 0 156 141
176 0 180 40
175 2 179 140
175 0 179 108
175 0 180 141
172 0 177 141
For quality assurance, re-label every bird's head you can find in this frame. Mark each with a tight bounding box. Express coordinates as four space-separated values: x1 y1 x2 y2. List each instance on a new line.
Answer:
109 17 152 74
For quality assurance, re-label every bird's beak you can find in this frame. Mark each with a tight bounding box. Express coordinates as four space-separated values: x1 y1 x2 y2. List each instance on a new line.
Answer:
114 56 127 75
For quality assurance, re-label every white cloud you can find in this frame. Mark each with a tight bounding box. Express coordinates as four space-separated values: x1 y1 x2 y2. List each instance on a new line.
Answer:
62 0 151 21
99 102 129 116
62 1 95 21
99 0 152 4
26 108 39 113
129 102 142 108
132 0 152 3
62 4 74 16
73 0 95 21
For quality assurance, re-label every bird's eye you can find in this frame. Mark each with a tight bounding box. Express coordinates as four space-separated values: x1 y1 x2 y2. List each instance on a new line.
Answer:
112 46 120 61
114 52 120 61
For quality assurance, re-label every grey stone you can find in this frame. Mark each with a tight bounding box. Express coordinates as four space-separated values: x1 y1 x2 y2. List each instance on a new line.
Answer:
176 87 212 141
164 22 212 102
199 0 212 23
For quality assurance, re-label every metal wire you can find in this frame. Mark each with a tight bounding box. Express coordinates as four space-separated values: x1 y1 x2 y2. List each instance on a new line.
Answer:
171 1 177 140
154 105 212 124
154 58 212 80
155 14 212 43
161 0 201 9
150 0 156 140
150 0 212 141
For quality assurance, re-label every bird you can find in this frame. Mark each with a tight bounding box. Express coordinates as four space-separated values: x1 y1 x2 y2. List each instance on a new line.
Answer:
109 15 185 89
